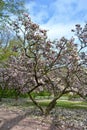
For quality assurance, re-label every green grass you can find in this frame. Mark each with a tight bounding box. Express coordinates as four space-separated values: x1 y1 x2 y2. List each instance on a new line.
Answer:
36 100 87 109
0 98 87 110
56 100 87 109
19 99 87 110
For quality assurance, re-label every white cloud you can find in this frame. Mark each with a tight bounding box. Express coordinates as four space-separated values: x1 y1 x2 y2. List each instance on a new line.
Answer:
25 0 87 40
25 1 49 24
41 23 76 40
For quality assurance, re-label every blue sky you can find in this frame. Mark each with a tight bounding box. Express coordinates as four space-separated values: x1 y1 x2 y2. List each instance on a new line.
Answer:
25 0 87 40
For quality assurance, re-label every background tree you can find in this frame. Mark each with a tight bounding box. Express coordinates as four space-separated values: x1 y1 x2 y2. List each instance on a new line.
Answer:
0 0 26 101
0 0 26 61
0 0 26 19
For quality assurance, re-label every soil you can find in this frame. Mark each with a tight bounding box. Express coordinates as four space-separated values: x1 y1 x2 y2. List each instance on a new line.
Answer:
0 107 85 130
0 107 61 130
0 99 87 130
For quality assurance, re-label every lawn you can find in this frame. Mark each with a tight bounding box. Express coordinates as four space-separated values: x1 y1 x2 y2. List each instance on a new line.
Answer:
0 98 87 110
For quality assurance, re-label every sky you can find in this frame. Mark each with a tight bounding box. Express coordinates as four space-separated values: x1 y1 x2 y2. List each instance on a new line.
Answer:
25 0 87 40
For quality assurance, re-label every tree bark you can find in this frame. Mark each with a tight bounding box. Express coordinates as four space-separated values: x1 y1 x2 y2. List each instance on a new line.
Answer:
28 93 44 115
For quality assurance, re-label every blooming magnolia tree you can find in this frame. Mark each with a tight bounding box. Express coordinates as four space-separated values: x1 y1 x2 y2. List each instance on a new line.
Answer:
0 13 87 115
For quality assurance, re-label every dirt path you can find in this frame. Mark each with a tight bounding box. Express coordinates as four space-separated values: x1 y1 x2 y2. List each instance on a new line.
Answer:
0 100 87 130
1 107 85 130
0 108 49 130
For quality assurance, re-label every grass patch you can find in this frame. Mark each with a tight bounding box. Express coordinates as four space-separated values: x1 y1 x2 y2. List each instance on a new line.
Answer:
25 99 87 110
34 99 87 109
0 98 87 110
56 100 87 109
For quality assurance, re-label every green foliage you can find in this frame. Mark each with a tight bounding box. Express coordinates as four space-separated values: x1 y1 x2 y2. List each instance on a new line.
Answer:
0 0 25 18
31 91 51 99
0 88 29 98
0 88 16 98
38 91 51 97
0 0 5 12
4 0 25 15
0 90 62 100
0 39 22 62
68 94 80 100
0 48 15 62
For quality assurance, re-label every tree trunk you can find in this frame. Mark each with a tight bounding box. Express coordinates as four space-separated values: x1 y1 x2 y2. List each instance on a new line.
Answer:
28 93 44 115
45 90 66 116
45 99 56 116
0 97 2 102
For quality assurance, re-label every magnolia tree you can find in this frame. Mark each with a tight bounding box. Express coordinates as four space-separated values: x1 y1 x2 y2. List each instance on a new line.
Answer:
0 13 87 115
